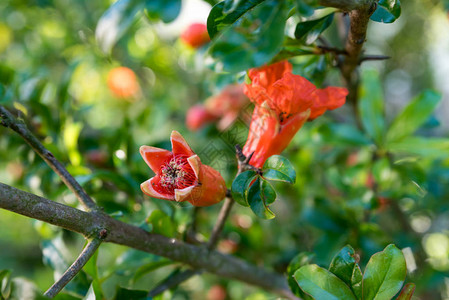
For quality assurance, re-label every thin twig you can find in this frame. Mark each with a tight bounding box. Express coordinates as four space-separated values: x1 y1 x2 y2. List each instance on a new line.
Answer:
44 237 104 298
360 55 391 63
147 269 202 297
0 106 97 211
206 197 235 250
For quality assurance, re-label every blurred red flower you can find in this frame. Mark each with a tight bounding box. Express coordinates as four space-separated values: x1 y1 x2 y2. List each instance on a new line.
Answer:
180 23 210 48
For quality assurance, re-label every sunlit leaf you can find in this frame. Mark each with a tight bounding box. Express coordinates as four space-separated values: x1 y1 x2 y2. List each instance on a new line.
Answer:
294 264 357 300
362 244 406 300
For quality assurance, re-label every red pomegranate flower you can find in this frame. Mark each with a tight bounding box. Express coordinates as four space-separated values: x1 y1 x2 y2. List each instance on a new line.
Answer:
180 23 210 48
243 61 348 167
140 131 227 207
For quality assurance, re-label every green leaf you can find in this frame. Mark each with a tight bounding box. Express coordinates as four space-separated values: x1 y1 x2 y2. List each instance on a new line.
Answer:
208 0 287 72
294 13 334 45
323 123 371 146
145 0 181 23
386 90 441 142
132 259 174 284
263 155 296 184
329 245 357 286
83 282 103 300
351 265 363 300
358 70 386 145
295 0 317 17
231 170 257 207
207 0 266 39
270 37 316 63
83 246 99 280
248 177 275 219
397 283 415 300
362 244 407 300
386 136 449 159
294 264 357 300
370 0 401 23
95 0 145 53
114 287 147 300
0 270 11 299
146 209 175 237
260 178 276 205
328 245 363 299
287 253 315 298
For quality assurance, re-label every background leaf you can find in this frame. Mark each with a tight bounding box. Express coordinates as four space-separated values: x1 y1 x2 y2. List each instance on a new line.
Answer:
208 0 287 72
386 90 441 142
294 13 334 45
145 0 181 23
358 70 386 145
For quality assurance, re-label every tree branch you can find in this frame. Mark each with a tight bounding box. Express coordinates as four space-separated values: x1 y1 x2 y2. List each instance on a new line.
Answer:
44 238 103 298
0 106 97 211
0 183 298 300
206 197 235 250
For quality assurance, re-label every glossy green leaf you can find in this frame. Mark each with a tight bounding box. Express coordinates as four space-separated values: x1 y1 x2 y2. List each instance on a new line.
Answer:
263 155 296 184
248 177 275 219
358 70 386 145
387 137 449 160
146 209 175 237
362 244 406 300
397 283 416 300
0 270 11 299
231 170 257 206
145 0 181 23
370 0 401 23
260 178 276 205
386 90 441 142
208 0 287 72
95 0 145 53
329 245 357 286
294 13 334 45
287 253 315 298
294 264 357 300
351 265 363 300
207 0 266 39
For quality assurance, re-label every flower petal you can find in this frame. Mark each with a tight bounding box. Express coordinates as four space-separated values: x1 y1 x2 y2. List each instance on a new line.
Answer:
174 185 196 202
170 131 195 156
187 155 201 179
140 146 172 174
141 176 174 200
309 87 348 120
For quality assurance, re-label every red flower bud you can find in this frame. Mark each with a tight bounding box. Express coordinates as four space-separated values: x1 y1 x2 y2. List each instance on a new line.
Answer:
107 67 140 99
186 104 217 131
243 61 348 167
180 23 210 48
140 131 227 207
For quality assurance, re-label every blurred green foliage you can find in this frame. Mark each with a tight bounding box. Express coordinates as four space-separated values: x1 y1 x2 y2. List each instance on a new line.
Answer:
1 0 449 299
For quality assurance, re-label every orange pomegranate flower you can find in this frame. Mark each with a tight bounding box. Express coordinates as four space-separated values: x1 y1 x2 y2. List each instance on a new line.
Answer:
243 61 348 167
140 131 227 207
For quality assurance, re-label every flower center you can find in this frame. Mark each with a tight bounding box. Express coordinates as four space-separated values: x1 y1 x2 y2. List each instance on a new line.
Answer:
159 155 197 194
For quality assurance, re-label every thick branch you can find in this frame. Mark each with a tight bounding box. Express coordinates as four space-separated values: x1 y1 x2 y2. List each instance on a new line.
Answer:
44 238 103 298
0 106 97 211
0 183 297 299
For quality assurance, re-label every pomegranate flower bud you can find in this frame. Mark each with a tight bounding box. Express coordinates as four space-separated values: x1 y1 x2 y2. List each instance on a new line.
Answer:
180 23 210 48
140 131 227 207
186 104 218 131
